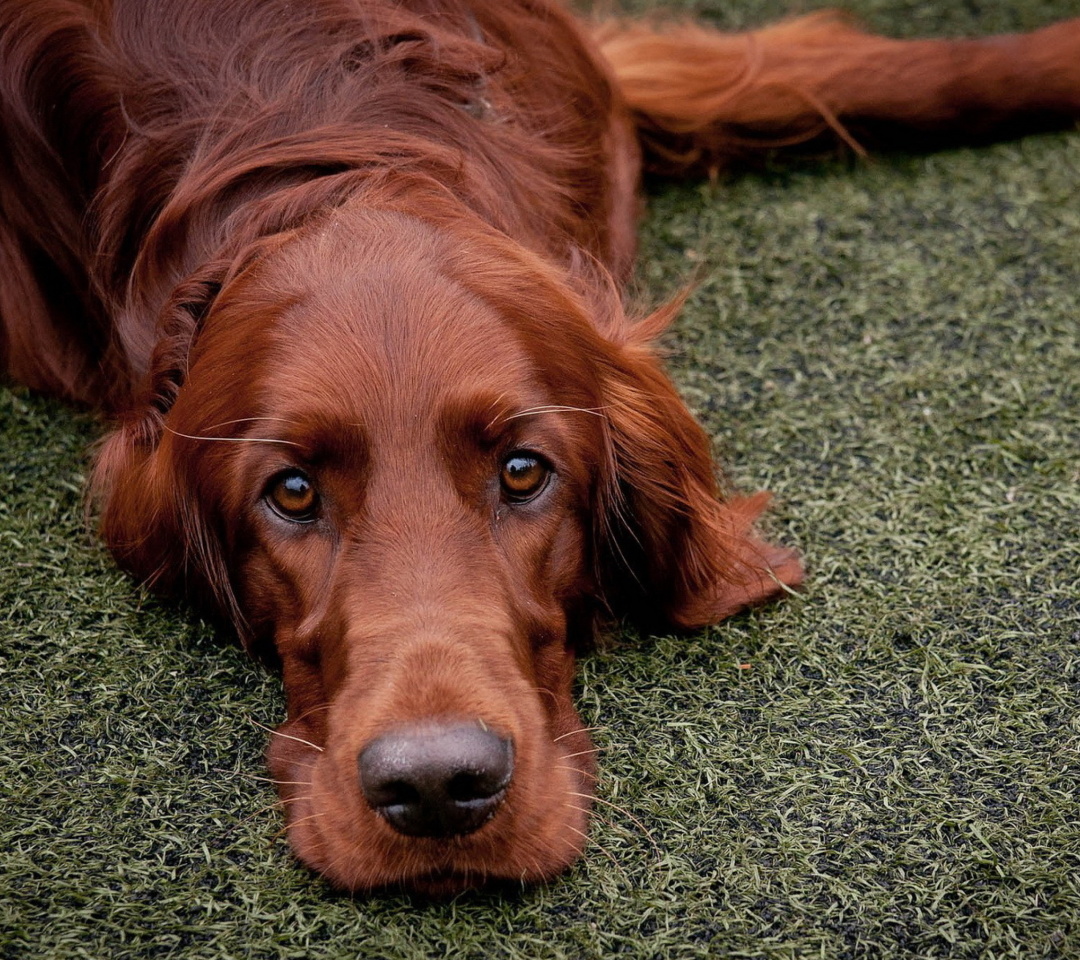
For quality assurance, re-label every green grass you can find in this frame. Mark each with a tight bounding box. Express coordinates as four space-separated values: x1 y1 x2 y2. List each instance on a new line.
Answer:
2 2 1079 957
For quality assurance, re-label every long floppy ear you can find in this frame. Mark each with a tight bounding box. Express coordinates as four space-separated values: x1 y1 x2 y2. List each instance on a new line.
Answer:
596 308 803 630
89 266 242 629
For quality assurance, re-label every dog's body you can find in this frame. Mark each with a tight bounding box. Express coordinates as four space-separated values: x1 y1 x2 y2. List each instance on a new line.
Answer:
2 0 1078 893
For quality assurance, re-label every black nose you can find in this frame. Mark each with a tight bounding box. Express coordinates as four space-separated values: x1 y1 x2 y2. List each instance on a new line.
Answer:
358 724 514 838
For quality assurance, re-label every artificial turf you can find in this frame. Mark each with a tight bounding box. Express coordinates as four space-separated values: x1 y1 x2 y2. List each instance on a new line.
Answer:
1 1 1078 957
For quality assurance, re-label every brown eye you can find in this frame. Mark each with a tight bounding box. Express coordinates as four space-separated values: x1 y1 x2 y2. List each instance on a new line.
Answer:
267 470 319 522
500 453 550 502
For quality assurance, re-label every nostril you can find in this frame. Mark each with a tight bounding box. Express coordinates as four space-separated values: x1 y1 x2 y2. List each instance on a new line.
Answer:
358 723 514 839
447 770 503 803
367 778 421 809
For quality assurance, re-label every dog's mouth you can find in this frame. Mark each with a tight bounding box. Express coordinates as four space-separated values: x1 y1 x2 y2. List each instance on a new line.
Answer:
266 711 596 894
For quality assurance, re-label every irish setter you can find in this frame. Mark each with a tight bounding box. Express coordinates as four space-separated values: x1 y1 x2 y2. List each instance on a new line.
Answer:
2 0 1078 894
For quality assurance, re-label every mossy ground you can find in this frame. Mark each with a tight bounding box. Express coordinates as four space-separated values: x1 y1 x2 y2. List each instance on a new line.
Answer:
2 2 1078 957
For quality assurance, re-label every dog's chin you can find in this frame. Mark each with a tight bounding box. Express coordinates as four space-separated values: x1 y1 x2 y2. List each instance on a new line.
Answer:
385 867 565 900
266 720 596 895
281 784 593 896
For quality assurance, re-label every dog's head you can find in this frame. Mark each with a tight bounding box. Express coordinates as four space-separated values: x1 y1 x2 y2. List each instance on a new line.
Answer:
93 199 800 893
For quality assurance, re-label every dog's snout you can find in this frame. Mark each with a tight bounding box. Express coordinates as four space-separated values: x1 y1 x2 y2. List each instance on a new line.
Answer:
358 724 514 838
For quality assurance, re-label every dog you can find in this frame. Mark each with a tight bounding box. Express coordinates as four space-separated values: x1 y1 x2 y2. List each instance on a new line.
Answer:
2 0 1078 894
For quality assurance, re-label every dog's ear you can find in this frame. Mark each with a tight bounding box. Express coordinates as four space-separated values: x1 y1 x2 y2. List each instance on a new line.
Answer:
595 309 803 630
90 268 240 627
93 409 193 596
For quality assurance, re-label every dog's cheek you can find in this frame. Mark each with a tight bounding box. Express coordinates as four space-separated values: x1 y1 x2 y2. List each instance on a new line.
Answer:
503 487 596 619
510 515 593 742
236 537 330 652
544 508 596 597
241 579 332 721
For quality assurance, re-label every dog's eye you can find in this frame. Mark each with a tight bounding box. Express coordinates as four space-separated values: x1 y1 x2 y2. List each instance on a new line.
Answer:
500 453 550 503
266 470 319 522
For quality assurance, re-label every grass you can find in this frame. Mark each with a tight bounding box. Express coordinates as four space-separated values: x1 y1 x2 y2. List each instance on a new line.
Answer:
2 1 1079 957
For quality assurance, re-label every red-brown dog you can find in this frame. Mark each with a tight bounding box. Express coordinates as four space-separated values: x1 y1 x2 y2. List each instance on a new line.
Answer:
2 0 1078 894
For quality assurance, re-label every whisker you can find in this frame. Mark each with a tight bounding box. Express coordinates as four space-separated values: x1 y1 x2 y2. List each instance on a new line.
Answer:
482 392 509 432
278 758 319 772
499 405 609 423
240 795 313 826
199 416 298 432
564 824 624 875
562 802 639 887
249 718 324 752
556 764 598 781
213 767 313 788
162 423 302 444
569 791 660 860
558 747 601 759
291 702 333 725
273 810 323 837
552 726 604 743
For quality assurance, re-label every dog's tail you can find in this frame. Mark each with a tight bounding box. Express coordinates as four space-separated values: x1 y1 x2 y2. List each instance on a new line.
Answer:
594 12 1080 175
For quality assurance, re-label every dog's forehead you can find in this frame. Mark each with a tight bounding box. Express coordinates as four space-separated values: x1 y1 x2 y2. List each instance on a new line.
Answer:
236 247 557 453
208 209 603 452
290 269 529 388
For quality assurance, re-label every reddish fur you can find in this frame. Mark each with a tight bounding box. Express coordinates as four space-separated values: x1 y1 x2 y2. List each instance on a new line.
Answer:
2 0 1078 894
597 13 1080 173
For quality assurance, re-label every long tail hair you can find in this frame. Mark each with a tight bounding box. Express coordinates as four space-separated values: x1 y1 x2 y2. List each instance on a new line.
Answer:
595 12 1080 175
